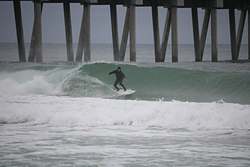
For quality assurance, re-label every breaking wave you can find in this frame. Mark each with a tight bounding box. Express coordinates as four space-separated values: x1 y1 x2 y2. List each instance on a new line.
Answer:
0 62 250 103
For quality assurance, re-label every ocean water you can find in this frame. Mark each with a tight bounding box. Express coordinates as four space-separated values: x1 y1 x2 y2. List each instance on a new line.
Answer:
0 43 250 166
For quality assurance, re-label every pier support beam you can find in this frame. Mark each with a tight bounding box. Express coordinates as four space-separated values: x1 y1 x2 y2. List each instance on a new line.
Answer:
152 5 162 62
76 5 85 62
229 9 237 61
192 8 201 62
76 4 91 62
84 4 91 62
110 4 120 61
120 8 130 61
13 0 26 62
236 9 247 60
110 5 135 62
161 9 171 62
129 5 136 62
28 0 42 62
151 7 171 63
248 9 250 60
171 8 178 63
63 2 74 62
229 9 246 62
200 9 210 60
191 8 210 62
211 9 218 62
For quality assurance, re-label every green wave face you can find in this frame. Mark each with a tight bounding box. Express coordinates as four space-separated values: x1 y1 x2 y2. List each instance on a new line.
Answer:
60 63 250 104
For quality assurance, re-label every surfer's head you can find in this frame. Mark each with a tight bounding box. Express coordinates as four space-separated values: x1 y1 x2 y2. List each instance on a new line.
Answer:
117 67 121 71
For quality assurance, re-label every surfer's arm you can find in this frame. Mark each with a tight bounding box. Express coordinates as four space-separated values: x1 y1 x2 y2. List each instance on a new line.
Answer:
109 70 116 75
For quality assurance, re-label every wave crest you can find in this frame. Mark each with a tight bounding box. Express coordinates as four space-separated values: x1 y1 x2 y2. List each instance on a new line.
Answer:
0 63 250 103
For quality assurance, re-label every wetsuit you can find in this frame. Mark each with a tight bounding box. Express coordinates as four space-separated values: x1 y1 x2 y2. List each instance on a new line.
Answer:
109 69 127 91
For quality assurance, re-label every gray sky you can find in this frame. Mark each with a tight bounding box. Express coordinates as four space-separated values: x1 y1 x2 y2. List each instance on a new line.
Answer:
0 1 248 44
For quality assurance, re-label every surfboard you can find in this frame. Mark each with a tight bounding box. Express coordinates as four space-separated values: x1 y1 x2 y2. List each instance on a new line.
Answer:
116 89 136 96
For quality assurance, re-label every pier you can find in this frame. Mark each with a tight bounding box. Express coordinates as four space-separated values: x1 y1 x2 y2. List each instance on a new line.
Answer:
4 0 250 62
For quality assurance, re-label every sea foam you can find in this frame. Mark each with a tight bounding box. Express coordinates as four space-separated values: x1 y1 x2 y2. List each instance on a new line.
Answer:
0 95 249 130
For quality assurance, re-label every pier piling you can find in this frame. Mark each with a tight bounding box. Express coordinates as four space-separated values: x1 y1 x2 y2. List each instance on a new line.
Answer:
84 4 91 62
13 0 26 62
236 9 247 60
171 8 178 63
28 0 42 62
229 9 247 62
248 9 250 60
76 4 91 62
120 7 130 61
110 4 136 62
28 13 36 62
161 9 171 62
63 2 74 62
76 5 85 62
110 4 120 61
229 9 237 61
192 8 201 62
211 9 218 62
152 4 162 62
129 5 136 62
200 9 210 60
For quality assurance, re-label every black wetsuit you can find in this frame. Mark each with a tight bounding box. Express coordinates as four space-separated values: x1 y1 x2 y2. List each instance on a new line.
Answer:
109 69 127 91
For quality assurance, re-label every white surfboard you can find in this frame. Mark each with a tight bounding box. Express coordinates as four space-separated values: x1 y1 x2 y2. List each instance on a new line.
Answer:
116 89 136 96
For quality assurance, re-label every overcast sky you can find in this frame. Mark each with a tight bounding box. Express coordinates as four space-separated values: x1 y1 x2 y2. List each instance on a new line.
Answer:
0 1 248 44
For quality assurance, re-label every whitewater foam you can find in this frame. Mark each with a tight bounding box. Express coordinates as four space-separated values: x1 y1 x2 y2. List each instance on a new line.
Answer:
0 95 249 130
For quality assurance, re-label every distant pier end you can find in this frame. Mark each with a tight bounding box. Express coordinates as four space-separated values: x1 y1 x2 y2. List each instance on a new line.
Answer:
5 0 250 62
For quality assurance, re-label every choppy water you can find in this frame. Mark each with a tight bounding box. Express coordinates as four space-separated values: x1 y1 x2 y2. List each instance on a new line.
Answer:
0 44 250 166
1 95 250 166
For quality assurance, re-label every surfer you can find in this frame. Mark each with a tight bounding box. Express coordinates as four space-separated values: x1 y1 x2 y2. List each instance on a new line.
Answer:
109 67 127 91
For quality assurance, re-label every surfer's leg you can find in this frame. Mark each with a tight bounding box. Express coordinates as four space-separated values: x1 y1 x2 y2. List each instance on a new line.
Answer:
114 80 120 91
119 82 127 91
